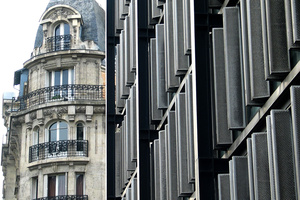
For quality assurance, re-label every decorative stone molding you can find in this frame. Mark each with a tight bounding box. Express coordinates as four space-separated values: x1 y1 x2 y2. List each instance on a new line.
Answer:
37 110 44 126
57 106 68 118
43 108 55 118
30 112 37 120
93 106 105 113
76 106 86 113
68 106 76 122
86 106 93 122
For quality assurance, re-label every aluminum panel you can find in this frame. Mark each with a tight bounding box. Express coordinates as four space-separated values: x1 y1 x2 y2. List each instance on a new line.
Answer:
127 188 132 200
183 0 191 54
115 131 122 197
266 115 276 200
173 0 189 75
119 0 128 19
155 24 168 109
290 86 300 198
116 44 125 111
291 0 300 43
129 0 136 72
159 130 167 200
166 111 179 199
247 0 270 100
151 0 160 19
212 28 233 145
262 0 290 79
125 100 135 172
246 139 254 200
218 174 230 200
164 0 180 91
154 140 161 200
252 133 271 200
150 39 163 121
232 156 250 200
130 86 137 161
229 161 234 200
156 0 164 7
223 7 245 129
124 16 134 86
185 74 195 183
175 93 193 196
164 125 170 199
131 178 137 200
270 110 296 199
115 0 124 32
120 31 129 99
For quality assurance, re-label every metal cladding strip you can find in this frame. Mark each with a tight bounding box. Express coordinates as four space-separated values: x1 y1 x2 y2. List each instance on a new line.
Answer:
131 178 137 199
263 0 290 79
185 74 195 183
173 0 189 75
166 111 179 199
129 0 136 72
290 86 300 198
130 86 137 161
164 124 170 199
270 110 296 199
212 28 233 145
154 140 161 200
223 7 246 129
115 131 122 197
156 0 165 7
183 0 191 54
175 93 193 196
115 0 124 32
150 38 163 121
246 0 270 100
229 160 234 200
159 130 167 200
126 99 135 171
120 31 129 99
124 16 134 86
252 133 271 200
164 0 180 91
232 156 250 200
116 44 125 111
151 0 160 19
155 24 168 109
218 174 231 200
266 115 276 200
291 0 300 43
246 138 254 200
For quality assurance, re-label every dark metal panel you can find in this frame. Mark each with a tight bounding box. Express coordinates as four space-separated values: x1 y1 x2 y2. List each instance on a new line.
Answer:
155 24 168 109
262 0 290 79
116 44 125 111
125 16 135 86
115 131 122 197
252 133 271 200
150 39 163 121
175 93 193 196
115 0 124 33
158 130 167 200
223 7 246 129
183 0 191 54
218 174 230 200
212 28 233 145
120 31 130 99
164 0 180 91
154 140 161 199
231 156 249 200
246 139 254 200
130 86 137 161
151 0 161 19
270 110 296 199
291 0 300 44
246 0 270 100
185 74 195 183
291 86 300 198
126 100 136 172
130 0 137 72
173 0 189 75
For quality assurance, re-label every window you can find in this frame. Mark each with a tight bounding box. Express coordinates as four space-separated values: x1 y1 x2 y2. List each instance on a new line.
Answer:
77 123 84 151
49 69 74 99
33 127 39 145
48 121 68 154
54 22 70 51
76 174 84 196
32 177 38 199
46 174 67 197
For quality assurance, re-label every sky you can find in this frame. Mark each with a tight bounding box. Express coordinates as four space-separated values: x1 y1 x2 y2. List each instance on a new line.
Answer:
0 0 106 198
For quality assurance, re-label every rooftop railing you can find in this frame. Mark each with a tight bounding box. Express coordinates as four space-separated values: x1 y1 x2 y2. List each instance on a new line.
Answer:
29 140 88 163
46 34 72 52
13 84 105 111
34 195 88 200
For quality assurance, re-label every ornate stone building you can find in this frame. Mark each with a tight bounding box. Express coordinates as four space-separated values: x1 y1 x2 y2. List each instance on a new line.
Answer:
1 0 105 199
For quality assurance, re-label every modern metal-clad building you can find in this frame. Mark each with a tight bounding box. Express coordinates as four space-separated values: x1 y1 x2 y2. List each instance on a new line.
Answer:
106 0 300 199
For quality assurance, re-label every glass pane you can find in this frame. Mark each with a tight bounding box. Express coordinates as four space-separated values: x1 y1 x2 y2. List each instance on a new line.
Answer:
55 71 61 86
64 23 70 35
55 25 61 36
49 123 57 142
60 121 68 129
62 70 68 85
32 177 38 199
57 175 65 195
49 72 52 86
48 176 56 197
33 128 39 145
59 122 68 141
77 123 84 140
76 174 84 195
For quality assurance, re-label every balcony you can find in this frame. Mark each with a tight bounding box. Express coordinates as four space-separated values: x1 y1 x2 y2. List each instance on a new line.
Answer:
29 140 88 163
34 195 88 200
46 35 72 52
13 84 105 111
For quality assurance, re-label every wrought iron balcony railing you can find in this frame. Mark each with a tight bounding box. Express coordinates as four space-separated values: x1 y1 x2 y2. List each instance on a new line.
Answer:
14 84 105 111
46 34 72 52
34 195 88 200
29 140 88 163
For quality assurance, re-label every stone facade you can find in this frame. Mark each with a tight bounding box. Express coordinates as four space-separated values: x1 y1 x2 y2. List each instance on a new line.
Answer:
2 1 106 199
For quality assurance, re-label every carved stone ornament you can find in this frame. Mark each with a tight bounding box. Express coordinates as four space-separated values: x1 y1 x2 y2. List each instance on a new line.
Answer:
49 8 74 20
57 106 68 114
30 112 37 120
93 106 105 113
43 108 55 118
76 106 86 113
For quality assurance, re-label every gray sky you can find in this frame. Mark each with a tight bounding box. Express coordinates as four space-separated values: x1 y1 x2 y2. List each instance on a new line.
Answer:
0 0 106 197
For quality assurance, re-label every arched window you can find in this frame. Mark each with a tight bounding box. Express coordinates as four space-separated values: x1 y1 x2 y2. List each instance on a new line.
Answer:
54 22 70 51
77 123 85 151
49 121 68 142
